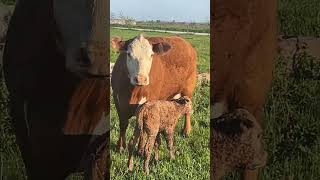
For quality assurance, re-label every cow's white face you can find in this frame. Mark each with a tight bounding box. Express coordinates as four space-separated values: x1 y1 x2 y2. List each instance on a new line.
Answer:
126 35 153 86
111 34 172 86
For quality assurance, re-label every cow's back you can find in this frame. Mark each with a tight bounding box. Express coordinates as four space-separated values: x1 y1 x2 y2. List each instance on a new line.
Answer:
146 36 197 100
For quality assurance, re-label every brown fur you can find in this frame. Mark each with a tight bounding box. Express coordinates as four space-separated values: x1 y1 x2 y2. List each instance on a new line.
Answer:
210 109 267 180
111 36 197 151
211 0 277 179
127 96 192 175
63 79 109 134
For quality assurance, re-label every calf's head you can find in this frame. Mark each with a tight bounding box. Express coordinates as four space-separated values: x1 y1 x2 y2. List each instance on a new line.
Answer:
111 34 171 86
212 108 268 170
173 96 192 114
53 0 108 78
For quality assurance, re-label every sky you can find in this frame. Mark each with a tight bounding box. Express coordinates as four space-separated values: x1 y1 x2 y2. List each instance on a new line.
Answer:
110 0 210 23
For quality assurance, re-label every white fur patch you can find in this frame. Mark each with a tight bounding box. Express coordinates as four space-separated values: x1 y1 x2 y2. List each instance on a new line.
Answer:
172 93 181 100
126 34 153 86
138 96 147 105
211 101 227 119
92 112 110 135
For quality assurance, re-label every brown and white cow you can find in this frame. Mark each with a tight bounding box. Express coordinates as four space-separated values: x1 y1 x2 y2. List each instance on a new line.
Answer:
111 34 197 151
211 0 277 179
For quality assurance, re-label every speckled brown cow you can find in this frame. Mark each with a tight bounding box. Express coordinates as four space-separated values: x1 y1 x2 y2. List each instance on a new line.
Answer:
127 96 192 175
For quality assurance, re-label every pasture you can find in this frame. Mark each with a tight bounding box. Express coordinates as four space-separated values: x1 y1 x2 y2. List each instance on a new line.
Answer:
110 28 210 179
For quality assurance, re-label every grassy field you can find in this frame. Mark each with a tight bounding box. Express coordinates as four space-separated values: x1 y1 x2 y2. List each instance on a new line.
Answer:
110 28 210 179
111 21 210 34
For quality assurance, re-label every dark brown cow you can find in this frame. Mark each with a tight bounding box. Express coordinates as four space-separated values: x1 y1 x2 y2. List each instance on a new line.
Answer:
211 0 277 179
111 35 197 151
2 0 109 179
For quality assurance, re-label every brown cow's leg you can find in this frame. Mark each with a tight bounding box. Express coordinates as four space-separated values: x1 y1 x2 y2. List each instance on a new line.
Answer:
128 125 141 171
117 119 129 152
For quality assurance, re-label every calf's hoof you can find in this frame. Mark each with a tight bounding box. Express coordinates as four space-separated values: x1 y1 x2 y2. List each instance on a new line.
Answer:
128 160 134 171
144 167 150 175
169 155 175 161
138 148 145 156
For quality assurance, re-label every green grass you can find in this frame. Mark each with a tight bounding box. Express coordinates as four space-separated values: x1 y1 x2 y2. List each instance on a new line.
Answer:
112 21 210 34
110 28 210 179
278 0 320 37
111 28 210 73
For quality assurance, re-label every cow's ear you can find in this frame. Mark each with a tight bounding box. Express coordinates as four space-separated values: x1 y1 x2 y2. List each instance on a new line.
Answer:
111 37 126 52
152 42 171 55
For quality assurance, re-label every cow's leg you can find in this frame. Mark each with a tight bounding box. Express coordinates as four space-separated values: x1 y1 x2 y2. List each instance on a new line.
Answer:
117 118 129 152
181 81 196 137
128 125 141 171
113 93 131 152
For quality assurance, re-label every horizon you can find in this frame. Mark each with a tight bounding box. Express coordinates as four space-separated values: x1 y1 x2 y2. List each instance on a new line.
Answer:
110 0 210 23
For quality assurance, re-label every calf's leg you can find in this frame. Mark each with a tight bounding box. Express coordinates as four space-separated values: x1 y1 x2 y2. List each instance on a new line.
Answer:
154 133 161 161
183 112 192 137
166 130 175 160
127 126 141 171
144 134 157 175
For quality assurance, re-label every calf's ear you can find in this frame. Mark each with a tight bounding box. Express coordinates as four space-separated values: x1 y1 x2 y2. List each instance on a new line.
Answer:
152 42 171 55
111 36 126 52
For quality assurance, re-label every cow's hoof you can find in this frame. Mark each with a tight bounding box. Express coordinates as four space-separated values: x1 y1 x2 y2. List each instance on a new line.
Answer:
116 145 125 153
182 129 191 138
